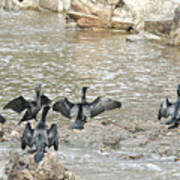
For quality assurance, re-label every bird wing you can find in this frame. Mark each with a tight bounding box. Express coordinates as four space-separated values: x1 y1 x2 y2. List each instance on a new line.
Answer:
87 96 121 118
3 96 29 114
0 114 6 124
52 98 78 119
21 123 34 149
47 123 59 150
158 98 175 120
40 94 51 106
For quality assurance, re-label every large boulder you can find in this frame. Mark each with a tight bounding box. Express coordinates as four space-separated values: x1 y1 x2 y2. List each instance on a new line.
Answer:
4 152 81 180
68 0 112 29
67 0 135 30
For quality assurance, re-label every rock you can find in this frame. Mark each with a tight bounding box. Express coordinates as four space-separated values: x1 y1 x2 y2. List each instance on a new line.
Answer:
5 152 81 180
39 0 71 12
126 32 162 42
174 5 180 23
113 6 133 19
13 0 40 10
39 0 59 12
168 5 180 46
112 17 134 30
144 16 173 36
107 0 118 5
0 0 18 10
123 154 144 160
67 11 110 28
69 0 112 28
67 0 180 31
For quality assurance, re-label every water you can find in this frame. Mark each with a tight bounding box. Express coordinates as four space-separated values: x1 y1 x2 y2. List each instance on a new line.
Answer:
1 10 180 179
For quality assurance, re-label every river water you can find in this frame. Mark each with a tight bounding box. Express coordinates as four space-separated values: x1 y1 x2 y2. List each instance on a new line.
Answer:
0 10 180 180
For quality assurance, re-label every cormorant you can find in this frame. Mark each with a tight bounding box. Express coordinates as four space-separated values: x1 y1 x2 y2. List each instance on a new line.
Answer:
158 84 180 129
53 87 121 130
21 106 59 163
3 84 51 125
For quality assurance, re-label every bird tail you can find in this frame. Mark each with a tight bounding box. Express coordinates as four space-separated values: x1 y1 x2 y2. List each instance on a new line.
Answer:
34 150 44 163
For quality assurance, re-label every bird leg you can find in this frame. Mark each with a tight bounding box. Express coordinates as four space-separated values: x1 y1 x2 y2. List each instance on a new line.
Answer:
168 122 179 129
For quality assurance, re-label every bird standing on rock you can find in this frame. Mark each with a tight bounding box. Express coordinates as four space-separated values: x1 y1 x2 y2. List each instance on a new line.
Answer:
3 84 51 125
53 87 121 130
21 106 59 163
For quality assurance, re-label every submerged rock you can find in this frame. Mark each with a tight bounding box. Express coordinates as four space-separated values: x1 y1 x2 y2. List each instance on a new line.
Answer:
4 152 81 180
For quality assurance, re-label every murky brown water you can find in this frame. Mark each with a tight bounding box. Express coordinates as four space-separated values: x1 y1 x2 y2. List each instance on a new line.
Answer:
1 10 180 180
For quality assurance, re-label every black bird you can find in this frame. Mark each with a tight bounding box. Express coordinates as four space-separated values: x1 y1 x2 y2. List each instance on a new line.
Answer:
3 84 51 125
21 106 59 163
53 87 121 130
158 84 180 129
0 114 6 124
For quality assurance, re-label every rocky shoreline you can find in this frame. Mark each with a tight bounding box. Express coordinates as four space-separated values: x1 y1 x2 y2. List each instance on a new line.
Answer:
1 118 180 179
1 0 180 45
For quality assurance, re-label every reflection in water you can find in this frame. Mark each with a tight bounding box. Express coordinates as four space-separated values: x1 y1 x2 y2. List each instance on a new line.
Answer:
1 10 180 180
